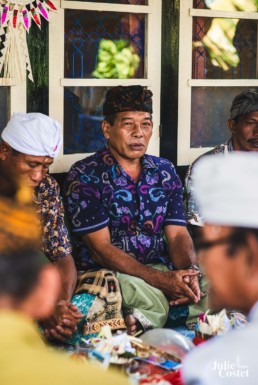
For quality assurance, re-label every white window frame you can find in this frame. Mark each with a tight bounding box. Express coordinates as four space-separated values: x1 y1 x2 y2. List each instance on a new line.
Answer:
49 0 162 173
0 78 26 122
178 0 258 166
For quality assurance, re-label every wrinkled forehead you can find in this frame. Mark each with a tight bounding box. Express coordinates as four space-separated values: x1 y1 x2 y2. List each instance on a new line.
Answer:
23 154 54 165
237 111 258 121
115 111 152 120
12 151 54 166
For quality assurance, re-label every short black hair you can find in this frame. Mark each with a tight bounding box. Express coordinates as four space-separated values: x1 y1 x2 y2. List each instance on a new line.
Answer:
104 114 117 126
226 227 258 256
0 248 48 302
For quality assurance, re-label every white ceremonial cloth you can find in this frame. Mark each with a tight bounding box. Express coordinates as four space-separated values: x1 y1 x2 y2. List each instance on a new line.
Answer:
192 152 258 228
2 112 62 158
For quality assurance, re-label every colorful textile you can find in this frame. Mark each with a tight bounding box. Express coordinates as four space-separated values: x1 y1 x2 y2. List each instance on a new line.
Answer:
64 147 186 271
2 112 62 158
75 269 126 335
34 174 72 261
103 85 153 116
65 293 96 345
184 138 233 226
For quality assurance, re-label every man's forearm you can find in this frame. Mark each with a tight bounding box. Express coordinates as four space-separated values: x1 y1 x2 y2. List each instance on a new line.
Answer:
54 254 78 301
83 233 164 290
165 225 197 269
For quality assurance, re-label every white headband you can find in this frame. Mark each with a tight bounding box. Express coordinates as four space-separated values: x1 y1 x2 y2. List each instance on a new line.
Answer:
192 152 258 228
1 112 62 158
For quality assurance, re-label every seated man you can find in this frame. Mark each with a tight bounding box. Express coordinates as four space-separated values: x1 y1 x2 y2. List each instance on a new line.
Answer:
185 89 258 233
0 112 82 341
65 85 202 335
182 152 258 385
0 165 127 385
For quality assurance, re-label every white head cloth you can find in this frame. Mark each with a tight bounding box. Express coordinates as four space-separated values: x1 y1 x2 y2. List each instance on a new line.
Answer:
1 112 62 158
192 152 258 228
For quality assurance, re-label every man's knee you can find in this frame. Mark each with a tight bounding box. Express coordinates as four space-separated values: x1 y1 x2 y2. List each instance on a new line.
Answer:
117 272 169 326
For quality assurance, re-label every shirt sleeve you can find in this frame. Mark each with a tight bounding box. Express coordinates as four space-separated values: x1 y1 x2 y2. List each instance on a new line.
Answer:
37 176 72 262
64 163 110 236
163 162 187 227
185 163 203 227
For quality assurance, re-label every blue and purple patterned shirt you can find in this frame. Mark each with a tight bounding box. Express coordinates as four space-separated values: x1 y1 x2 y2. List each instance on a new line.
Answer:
64 147 186 271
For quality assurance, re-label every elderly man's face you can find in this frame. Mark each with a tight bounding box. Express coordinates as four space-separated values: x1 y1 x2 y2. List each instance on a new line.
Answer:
102 111 153 162
196 225 250 312
228 111 258 151
0 143 53 188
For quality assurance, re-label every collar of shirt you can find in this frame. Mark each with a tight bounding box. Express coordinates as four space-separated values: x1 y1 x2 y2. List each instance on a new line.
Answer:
227 137 234 152
100 146 158 176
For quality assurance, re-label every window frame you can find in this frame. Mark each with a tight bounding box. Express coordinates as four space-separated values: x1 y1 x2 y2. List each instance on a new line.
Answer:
0 78 26 127
178 0 258 166
49 0 162 173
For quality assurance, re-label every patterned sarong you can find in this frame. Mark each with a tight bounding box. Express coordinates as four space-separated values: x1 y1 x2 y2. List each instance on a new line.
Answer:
75 269 126 335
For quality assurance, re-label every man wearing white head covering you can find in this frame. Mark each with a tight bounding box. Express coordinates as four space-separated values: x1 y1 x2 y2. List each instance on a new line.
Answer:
2 112 62 158
0 112 82 342
182 152 258 385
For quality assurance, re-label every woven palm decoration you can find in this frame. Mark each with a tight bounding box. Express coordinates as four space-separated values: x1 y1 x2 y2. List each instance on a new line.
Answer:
0 0 56 81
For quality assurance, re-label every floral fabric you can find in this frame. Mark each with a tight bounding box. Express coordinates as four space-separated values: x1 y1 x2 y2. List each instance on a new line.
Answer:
64 147 186 270
34 174 72 261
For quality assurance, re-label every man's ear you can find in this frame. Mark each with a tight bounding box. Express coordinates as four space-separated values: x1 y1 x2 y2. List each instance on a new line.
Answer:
227 119 236 135
102 120 111 140
0 142 12 161
24 266 61 320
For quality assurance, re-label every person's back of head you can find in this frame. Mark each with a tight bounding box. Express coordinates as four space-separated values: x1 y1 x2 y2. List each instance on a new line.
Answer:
0 161 40 251
0 164 61 319
0 247 60 319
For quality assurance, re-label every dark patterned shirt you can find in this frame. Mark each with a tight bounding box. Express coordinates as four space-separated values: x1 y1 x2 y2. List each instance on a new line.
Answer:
34 174 72 261
184 138 233 226
65 147 186 271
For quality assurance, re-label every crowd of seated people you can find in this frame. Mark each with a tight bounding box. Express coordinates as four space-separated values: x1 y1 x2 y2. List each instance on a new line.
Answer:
0 163 127 385
1 87 258 384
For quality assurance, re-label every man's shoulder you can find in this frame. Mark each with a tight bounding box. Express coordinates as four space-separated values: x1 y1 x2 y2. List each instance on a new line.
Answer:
70 152 99 170
38 174 59 190
189 141 229 173
68 149 108 173
145 154 176 171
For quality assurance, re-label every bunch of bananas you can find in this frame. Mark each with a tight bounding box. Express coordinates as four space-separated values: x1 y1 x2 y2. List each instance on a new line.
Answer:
93 39 140 79
194 0 258 70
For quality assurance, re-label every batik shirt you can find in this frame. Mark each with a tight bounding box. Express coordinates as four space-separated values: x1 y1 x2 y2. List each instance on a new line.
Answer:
34 174 72 261
65 147 186 271
184 138 233 226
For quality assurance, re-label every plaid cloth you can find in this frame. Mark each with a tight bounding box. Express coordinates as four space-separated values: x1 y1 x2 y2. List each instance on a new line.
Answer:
75 269 126 335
